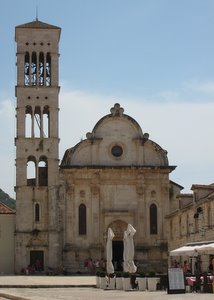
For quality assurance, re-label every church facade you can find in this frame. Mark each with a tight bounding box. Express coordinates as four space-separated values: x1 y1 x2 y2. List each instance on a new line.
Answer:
15 19 181 274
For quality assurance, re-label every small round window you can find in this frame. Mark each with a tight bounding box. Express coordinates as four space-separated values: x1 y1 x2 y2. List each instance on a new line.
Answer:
111 145 123 157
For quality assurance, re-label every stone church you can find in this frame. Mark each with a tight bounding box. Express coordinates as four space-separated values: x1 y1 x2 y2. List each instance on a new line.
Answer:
15 19 182 274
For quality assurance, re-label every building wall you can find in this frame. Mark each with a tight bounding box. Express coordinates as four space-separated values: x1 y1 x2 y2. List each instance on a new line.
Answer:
167 186 214 272
0 214 15 274
60 167 172 273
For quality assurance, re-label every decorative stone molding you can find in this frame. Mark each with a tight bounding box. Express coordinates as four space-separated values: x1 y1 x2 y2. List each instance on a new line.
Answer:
110 103 124 117
80 190 85 198
136 185 144 195
66 183 74 195
91 185 99 195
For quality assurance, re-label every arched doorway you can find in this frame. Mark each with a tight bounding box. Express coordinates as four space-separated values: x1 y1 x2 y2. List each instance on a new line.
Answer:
107 220 127 271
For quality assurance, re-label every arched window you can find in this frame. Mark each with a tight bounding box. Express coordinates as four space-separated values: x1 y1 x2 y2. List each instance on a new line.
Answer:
25 105 33 137
46 53 51 86
35 203 40 222
31 52 37 85
43 106 49 137
150 203 157 234
38 156 48 186
79 204 86 235
27 156 36 186
24 52 30 85
39 52 44 85
34 106 41 138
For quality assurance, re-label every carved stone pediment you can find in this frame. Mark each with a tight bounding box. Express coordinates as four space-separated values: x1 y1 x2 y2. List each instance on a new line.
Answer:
107 220 128 240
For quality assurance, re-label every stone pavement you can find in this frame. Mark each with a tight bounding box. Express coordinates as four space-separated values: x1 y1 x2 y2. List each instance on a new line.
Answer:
0 275 96 288
0 276 214 300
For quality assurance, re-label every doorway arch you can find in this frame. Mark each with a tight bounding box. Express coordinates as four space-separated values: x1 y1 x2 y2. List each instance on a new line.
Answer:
107 220 128 271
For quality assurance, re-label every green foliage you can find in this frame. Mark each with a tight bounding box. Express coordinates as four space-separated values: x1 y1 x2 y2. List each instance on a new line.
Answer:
122 272 130 278
139 272 146 277
0 188 15 209
115 271 122 278
99 271 106 277
148 271 156 277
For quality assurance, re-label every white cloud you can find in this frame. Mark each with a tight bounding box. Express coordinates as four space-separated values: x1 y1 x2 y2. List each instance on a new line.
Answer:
0 98 15 198
1 88 214 197
183 80 214 95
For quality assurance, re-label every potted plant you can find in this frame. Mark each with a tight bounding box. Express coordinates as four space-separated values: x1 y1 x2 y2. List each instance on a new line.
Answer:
136 272 147 291
95 270 100 288
115 272 123 290
99 271 107 289
108 273 116 289
122 272 131 290
147 271 159 291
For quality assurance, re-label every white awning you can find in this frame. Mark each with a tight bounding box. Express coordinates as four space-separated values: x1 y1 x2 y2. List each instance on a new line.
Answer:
170 245 199 257
170 241 214 256
197 243 214 255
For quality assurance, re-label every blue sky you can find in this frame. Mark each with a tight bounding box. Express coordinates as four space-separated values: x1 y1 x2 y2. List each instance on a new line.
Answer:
0 0 214 197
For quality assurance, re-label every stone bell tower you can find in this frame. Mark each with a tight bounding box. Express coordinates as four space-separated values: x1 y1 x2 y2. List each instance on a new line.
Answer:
15 19 61 273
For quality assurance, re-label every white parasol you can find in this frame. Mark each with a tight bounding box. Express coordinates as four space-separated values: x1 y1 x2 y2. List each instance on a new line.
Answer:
123 224 137 273
106 227 115 274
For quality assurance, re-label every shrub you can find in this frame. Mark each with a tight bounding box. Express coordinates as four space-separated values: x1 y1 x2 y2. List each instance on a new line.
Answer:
99 271 106 277
139 272 146 277
148 271 156 277
116 271 122 278
122 272 130 278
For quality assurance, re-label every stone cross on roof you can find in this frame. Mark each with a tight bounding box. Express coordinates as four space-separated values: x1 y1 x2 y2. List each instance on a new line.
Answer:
110 103 124 117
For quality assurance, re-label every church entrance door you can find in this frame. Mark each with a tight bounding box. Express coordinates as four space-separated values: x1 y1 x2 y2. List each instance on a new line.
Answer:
107 219 128 271
112 240 123 271
30 250 44 271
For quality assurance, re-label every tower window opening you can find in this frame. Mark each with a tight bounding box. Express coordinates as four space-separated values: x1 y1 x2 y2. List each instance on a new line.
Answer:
46 53 51 86
35 203 40 222
24 52 30 86
27 157 36 186
39 52 44 86
31 52 37 86
150 203 158 235
34 106 41 138
38 157 48 186
25 105 33 137
43 106 49 138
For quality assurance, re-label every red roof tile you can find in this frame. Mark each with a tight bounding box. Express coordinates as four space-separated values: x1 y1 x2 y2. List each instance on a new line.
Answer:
0 202 15 214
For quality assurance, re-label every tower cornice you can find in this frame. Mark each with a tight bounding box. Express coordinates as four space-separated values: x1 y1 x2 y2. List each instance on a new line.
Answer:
16 20 61 30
